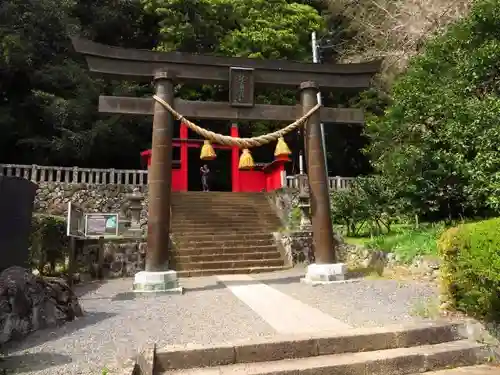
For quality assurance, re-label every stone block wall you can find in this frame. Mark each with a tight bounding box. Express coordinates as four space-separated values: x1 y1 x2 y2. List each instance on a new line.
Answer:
35 182 150 220
76 239 147 280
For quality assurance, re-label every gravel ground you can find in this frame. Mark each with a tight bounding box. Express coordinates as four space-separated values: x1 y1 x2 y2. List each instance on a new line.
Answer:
253 267 441 328
3 277 274 375
2 269 440 375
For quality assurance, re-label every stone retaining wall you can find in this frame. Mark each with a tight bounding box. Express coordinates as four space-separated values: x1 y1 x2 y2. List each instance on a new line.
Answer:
76 239 147 281
276 230 441 281
35 182 149 218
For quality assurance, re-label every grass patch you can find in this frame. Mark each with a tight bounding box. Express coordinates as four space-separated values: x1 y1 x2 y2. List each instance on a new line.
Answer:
343 236 370 247
341 223 446 263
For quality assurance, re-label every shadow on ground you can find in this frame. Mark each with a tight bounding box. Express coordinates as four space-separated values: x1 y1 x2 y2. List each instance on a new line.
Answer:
346 265 385 279
73 280 107 298
1 352 72 374
4 311 116 353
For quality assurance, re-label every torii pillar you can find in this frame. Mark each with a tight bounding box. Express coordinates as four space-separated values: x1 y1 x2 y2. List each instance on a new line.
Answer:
133 70 182 293
299 81 346 284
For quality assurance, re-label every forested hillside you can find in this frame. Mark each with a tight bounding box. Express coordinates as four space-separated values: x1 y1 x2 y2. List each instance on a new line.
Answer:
1 0 369 174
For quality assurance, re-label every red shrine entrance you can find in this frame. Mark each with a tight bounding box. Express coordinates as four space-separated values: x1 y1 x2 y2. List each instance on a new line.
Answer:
140 122 289 192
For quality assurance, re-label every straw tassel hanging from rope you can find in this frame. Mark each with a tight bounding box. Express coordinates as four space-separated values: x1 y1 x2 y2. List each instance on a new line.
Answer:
274 136 291 160
238 149 254 169
200 140 216 160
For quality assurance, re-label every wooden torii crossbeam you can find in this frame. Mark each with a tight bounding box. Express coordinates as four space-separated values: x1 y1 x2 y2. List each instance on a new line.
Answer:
72 37 381 288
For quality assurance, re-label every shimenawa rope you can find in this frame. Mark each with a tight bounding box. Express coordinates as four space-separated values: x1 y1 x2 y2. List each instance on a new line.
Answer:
153 95 320 149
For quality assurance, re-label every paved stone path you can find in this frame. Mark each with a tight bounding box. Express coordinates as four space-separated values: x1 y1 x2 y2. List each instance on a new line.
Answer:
3 268 439 375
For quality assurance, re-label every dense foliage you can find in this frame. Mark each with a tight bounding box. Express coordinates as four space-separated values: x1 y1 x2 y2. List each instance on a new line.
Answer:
0 0 160 168
366 0 500 220
29 215 68 275
438 217 500 320
330 175 398 236
0 0 370 175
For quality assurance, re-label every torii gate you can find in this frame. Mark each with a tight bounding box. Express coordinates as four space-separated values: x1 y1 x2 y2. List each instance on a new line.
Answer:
72 37 380 292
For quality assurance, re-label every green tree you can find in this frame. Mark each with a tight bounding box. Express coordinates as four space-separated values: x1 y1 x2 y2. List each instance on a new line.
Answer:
0 0 159 167
143 0 324 59
367 0 500 220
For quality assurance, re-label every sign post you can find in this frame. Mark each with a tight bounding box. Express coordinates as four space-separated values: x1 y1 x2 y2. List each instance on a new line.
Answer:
66 202 122 285
66 202 85 287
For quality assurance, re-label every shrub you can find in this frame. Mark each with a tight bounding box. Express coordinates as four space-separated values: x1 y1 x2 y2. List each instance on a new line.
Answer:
438 217 500 320
330 175 400 236
29 215 68 275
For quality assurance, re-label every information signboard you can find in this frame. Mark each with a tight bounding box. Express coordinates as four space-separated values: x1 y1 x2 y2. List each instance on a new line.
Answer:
84 213 119 237
66 201 85 238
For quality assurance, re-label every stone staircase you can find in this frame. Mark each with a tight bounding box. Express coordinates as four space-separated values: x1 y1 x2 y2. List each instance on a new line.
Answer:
169 192 287 277
132 321 497 375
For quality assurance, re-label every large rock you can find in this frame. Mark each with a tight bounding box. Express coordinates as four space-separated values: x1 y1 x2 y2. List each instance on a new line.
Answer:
0 266 83 345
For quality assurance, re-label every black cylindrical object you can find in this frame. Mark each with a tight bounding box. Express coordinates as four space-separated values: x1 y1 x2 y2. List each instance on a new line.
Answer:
0 176 38 272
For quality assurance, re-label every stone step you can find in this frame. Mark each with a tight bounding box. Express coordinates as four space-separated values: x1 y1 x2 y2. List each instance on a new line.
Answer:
172 205 273 211
414 365 500 374
172 232 274 243
160 339 487 375
172 197 271 207
170 245 280 256
155 322 477 371
172 219 280 225
172 192 268 201
173 251 282 263
172 211 277 218
171 228 279 236
171 222 280 230
172 192 269 196
174 258 284 271
176 265 286 277
174 238 275 249
172 211 279 217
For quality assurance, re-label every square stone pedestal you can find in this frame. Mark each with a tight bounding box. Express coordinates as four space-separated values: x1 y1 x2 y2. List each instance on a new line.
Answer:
133 270 183 294
300 263 347 285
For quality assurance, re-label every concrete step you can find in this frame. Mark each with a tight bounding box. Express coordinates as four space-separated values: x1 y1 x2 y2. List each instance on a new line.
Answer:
172 222 282 228
171 199 272 205
170 245 280 256
173 238 275 249
172 192 267 201
160 340 487 374
173 203 273 208
156 322 464 370
172 217 282 232
156 321 489 374
415 365 500 374
171 228 280 236
172 192 269 197
172 212 279 218
174 258 284 271
172 232 274 243
176 265 286 277
171 211 280 217
173 251 282 263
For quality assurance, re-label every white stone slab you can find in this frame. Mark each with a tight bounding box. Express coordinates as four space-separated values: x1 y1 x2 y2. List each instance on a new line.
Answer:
217 274 350 334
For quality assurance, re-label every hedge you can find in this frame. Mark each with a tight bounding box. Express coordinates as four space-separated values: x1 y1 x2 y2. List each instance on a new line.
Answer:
438 217 500 320
29 214 68 275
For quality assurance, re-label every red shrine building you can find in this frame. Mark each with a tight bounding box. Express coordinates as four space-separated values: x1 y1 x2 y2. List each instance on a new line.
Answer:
140 123 290 192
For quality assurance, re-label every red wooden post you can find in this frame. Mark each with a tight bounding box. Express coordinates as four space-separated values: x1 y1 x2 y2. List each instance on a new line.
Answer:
231 123 240 192
180 122 189 191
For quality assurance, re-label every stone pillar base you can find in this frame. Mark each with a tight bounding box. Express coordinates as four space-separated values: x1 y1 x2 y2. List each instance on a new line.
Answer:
300 263 348 285
133 270 183 294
